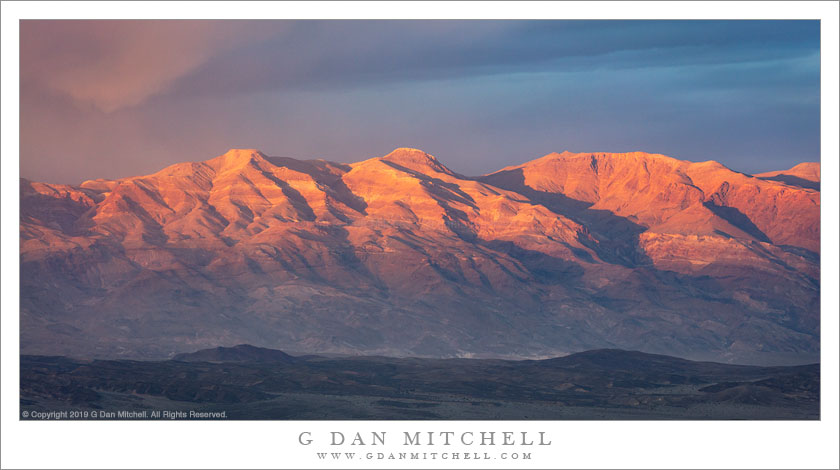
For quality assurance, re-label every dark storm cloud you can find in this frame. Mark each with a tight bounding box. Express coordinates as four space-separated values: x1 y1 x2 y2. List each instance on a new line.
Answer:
174 20 818 95
19 20 820 184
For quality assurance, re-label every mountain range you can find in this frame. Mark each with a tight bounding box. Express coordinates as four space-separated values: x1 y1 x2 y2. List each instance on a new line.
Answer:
20 148 820 364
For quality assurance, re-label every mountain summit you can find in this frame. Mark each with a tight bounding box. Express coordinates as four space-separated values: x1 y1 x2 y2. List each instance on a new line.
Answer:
376 147 457 176
755 162 820 190
20 148 820 364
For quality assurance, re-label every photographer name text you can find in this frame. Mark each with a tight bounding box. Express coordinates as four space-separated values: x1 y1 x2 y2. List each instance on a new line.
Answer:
299 431 552 447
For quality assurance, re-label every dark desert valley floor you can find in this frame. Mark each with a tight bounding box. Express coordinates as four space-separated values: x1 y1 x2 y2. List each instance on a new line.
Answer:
20 345 819 420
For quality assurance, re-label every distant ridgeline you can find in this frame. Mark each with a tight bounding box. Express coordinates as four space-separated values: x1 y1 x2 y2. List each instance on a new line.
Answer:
20 347 820 420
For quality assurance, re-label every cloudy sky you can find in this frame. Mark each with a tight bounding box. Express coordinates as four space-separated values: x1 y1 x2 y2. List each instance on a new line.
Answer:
20 20 819 184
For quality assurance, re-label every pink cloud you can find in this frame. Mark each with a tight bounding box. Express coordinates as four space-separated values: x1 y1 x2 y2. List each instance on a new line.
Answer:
21 21 277 113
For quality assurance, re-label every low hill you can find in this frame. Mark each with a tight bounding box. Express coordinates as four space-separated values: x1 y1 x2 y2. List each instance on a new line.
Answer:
20 348 819 419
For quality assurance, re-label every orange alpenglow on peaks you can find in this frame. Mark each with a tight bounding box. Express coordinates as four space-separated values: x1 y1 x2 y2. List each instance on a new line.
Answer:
375 147 457 176
206 148 269 171
481 150 819 251
753 162 821 190
19 147 820 363
755 162 820 182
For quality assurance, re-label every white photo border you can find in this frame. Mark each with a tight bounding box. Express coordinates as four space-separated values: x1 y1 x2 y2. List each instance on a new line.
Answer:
2 2 838 469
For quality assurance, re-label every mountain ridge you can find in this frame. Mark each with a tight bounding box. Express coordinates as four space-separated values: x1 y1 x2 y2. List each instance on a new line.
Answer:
754 162 820 190
20 148 820 365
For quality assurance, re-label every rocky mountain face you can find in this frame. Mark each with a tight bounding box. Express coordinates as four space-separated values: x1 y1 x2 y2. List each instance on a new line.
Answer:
754 162 821 191
20 149 820 364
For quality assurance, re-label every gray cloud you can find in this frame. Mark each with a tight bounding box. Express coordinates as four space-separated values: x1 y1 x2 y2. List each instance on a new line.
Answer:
165 20 818 96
